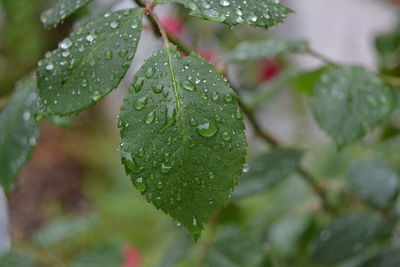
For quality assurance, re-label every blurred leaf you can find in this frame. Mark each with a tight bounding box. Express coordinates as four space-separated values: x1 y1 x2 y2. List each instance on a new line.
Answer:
37 9 142 116
205 226 267 267
155 0 292 28
358 248 400 267
347 158 399 208
159 230 192 267
0 250 34 267
268 213 311 258
225 39 307 63
232 148 302 199
375 22 400 74
311 66 394 146
119 46 246 239
40 0 93 28
310 212 384 264
32 215 98 247
0 74 40 191
292 67 327 96
71 242 123 267
47 115 75 128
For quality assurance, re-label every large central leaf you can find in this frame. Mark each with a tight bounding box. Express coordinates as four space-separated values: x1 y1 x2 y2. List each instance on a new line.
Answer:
119 46 247 239
156 0 292 28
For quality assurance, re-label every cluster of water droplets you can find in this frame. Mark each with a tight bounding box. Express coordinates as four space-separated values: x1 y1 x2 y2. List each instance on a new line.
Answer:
178 0 288 27
41 0 92 28
37 9 141 115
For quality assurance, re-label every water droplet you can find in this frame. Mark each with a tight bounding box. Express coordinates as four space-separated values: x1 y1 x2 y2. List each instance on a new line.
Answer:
196 121 218 137
110 20 119 29
160 163 172 174
152 84 164 94
176 192 182 202
135 96 148 110
91 91 101 102
242 163 250 173
224 93 234 102
135 177 147 192
145 111 155 124
221 131 231 141
181 81 196 91
22 111 31 121
59 38 72 49
132 78 144 93
104 50 113 60
45 63 54 71
121 151 144 174
145 67 155 78
86 33 96 42
219 0 230 6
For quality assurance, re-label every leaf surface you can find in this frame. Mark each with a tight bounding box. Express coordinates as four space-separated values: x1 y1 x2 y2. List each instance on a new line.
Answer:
311 66 394 146
37 9 142 116
155 0 292 28
347 158 399 208
41 0 93 28
0 75 40 191
119 46 247 239
310 212 384 264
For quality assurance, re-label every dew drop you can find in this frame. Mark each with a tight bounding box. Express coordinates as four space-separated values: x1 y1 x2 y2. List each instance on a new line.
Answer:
135 177 147 192
145 67 155 78
160 163 172 174
242 163 250 173
135 96 148 110
181 81 196 91
145 111 155 124
196 121 218 137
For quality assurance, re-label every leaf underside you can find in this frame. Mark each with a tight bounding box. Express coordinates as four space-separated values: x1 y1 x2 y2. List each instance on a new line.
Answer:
119 46 247 239
156 0 292 28
0 75 40 191
41 0 93 28
37 8 142 117
311 66 394 146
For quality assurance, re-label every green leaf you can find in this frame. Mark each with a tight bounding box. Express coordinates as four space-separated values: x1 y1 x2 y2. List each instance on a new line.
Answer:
359 248 400 267
205 226 268 267
37 9 143 117
232 148 302 199
0 75 40 191
0 250 35 267
48 115 75 128
225 39 307 63
155 0 292 28
310 212 384 264
119 46 247 239
347 158 399 208
41 0 93 28
291 67 327 96
311 66 394 146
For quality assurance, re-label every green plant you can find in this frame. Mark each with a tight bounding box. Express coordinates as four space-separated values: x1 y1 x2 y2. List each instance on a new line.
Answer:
1 0 400 266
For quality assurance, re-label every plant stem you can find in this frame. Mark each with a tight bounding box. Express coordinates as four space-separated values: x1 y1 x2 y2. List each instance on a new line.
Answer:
304 47 337 65
132 0 192 54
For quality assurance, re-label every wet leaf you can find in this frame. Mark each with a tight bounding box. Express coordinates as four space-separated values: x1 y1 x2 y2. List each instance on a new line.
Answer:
310 212 384 264
41 0 93 28
232 148 302 199
347 158 399 208
155 0 292 28
311 66 394 146
0 75 40 191
225 39 307 63
119 46 247 239
37 9 142 116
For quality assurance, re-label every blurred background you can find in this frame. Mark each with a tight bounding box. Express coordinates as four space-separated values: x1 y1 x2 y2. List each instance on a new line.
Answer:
1 0 400 266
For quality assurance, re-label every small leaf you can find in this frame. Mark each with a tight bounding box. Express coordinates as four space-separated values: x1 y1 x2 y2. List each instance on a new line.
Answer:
119 46 247 239
359 248 400 267
310 212 384 264
205 226 268 267
41 0 93 28
37 9 143 116
155 0 292 28
347 158 399 208
311 66 394 146
232 148 302 199
225 39 307 63
292 67 327 96
0 75 40 191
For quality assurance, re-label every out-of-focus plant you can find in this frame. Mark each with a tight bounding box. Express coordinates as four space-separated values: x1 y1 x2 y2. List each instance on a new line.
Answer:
1 0 400 266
